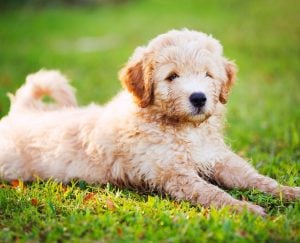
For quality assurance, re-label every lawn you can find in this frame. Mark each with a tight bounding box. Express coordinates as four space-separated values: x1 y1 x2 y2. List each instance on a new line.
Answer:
0 0 299 242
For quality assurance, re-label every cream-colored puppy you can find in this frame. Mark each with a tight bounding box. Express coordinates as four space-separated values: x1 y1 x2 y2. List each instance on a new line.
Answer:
0 29 299 215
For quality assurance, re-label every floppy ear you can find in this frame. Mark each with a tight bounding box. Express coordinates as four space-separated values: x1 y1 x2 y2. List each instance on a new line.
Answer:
119 54 154 108
219 60 237 104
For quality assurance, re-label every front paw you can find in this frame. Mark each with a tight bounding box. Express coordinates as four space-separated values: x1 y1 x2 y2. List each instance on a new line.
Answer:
281 186 300 201
242 202 266 216
232 201 266 216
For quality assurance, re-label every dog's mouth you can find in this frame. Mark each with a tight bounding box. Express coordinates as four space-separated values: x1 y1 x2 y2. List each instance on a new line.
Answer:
191 107 205 116
189 107 211 122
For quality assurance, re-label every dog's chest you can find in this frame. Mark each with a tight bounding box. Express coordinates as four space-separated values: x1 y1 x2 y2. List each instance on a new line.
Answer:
178 128 225 170
133 125 224 169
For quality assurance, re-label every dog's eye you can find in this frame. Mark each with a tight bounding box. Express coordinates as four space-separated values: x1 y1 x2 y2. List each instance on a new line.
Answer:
205 72 213 78
166 72 179 82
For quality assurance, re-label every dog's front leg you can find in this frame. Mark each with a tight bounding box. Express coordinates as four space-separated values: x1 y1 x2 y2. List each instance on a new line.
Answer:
213 151 300 200
160 169 266 215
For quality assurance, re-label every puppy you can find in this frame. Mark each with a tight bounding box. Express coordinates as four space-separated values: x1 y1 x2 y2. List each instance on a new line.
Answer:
0 29 299 215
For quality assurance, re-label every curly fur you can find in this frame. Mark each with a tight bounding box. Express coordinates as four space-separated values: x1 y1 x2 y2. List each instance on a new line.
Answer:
0 29 299 215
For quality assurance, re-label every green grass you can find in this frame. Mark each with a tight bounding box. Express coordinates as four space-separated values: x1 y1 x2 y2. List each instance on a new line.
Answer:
0 0 299 242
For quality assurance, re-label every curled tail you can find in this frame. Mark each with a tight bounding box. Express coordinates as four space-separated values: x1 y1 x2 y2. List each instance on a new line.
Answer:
8 69 78 113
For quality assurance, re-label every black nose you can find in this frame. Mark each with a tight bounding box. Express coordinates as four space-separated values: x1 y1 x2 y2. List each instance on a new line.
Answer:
189 92 207 108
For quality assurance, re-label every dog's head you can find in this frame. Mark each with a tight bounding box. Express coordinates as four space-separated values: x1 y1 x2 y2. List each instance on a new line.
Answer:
119 29 237 123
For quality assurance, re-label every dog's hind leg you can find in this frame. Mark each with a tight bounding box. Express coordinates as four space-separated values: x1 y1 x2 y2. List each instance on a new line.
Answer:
8 69 78 114
0 135 31 181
